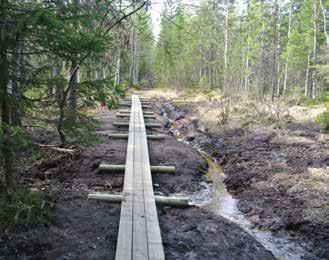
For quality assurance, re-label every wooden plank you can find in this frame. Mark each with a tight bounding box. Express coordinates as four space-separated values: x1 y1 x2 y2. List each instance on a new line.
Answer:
115 95 164 260
115 98 135 260
139 99 165 260
132 97 149 260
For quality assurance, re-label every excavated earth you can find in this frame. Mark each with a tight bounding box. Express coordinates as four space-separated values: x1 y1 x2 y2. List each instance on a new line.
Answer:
0 106 275 259
156 99 329 260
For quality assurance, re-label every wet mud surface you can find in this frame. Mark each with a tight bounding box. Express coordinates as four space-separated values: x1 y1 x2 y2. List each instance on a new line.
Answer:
157 99 329 259
0 106 275 259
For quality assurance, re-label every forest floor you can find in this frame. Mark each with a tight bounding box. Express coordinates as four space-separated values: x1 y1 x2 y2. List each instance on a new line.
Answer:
142 88 329 259
0 104 275 259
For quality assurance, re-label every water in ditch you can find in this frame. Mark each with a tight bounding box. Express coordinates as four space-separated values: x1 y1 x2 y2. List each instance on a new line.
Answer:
189 150 315 260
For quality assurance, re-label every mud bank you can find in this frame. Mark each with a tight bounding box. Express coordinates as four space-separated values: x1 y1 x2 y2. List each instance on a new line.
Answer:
156 99 329 259
0 106 275 259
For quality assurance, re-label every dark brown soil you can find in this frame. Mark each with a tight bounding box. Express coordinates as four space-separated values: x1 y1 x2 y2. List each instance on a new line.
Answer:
0 106 274 259
157 100 329 259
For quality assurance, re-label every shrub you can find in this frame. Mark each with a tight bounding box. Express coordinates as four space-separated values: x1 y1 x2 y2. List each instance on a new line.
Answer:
63 112 100 146
317 110 329 133
0 187 52 232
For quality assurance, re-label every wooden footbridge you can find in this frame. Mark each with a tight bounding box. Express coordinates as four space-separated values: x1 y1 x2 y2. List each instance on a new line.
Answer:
89 95 190 259
114 95 165 260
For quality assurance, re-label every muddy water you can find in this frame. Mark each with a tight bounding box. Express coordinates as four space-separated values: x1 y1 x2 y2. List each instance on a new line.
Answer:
191 151 313 260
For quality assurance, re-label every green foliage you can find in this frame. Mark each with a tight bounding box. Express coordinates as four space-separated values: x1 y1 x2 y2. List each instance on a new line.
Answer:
0 125 30 150
62 113 100 146
0 187 52 232
32 5 110 60
300 90 329 106
130 80 148 90
80 78 126 108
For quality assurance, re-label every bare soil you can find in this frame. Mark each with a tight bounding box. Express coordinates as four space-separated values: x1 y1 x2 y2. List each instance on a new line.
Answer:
156 98 329 259
0 106 275 259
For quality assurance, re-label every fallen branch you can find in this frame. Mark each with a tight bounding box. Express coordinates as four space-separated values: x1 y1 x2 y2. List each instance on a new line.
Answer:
34 143 75 155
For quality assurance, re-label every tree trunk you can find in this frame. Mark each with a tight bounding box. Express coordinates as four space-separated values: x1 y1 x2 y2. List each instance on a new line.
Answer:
54 62 66 145
244 29 250 91
223 0 229 94
114 47 121 86
311 0 317 99
271 0 280 100
57 99 66 145
243 1 251 92
68 59 78 120
275 0 281 96
68 0 79 120
209 0 217 89
305 49 311 97
0 0 14 200
11 39 23 126
283 1 292 94
86 61 93 104
130 12 139 86
319 0 329 48
258 12 266 98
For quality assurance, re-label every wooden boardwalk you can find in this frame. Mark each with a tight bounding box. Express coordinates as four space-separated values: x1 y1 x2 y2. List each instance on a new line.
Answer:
115 95 165 260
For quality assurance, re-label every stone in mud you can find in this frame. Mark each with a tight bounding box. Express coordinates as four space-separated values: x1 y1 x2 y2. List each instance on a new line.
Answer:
199 181 209 189
163 118 171 128
44 168 58 179
161 102 185 121
185 134 195 141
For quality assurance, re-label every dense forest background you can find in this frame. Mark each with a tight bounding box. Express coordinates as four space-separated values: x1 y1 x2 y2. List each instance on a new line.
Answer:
1 0 329 210
154 0 329 100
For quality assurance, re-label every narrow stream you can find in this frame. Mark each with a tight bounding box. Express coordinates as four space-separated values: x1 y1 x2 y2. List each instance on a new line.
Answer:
190 150 314 260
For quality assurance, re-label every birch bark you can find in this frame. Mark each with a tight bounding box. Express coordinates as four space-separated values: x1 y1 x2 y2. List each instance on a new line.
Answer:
283 1 292 94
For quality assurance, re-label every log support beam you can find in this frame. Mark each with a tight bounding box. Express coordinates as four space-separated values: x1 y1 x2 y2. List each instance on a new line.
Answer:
123 99 150 104
98 164 176 174
118 110 154 115
119 103 152 109
113 122 161 128
116 113 156 119
88 193 190 207
108 133 166 140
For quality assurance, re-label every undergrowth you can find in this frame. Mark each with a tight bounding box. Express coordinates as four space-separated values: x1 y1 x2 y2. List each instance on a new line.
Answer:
300 90 329 107
0 187 52 232
317 110 329 133
63 112 100 146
